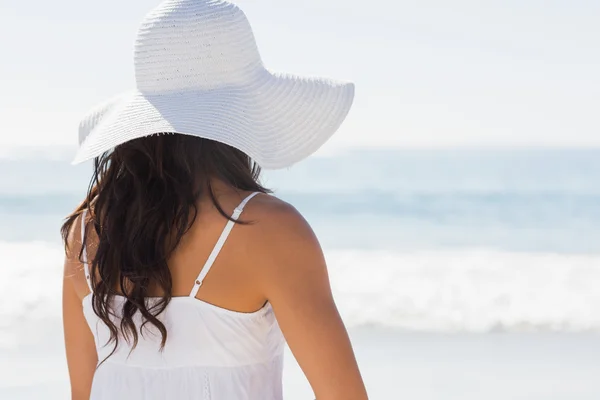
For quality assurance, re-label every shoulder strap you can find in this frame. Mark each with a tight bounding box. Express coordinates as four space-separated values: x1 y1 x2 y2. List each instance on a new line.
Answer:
189 192 261 298
81 210 93 292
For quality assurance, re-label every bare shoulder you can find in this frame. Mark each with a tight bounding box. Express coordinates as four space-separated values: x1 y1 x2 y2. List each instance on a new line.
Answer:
243 193 318 245
241 193 326 281
243 195 367 400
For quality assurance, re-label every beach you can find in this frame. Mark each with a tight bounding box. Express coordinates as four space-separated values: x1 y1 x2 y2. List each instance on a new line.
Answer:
3 0 600 396
1 148 599 399
2 330 600 399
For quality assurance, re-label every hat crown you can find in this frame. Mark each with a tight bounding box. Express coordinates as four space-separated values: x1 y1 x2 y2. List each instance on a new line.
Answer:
134 0 263 94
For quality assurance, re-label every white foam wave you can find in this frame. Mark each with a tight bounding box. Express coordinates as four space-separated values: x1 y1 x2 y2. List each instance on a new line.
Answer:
327 249 600 332
0 242 65 348
2 242 599 349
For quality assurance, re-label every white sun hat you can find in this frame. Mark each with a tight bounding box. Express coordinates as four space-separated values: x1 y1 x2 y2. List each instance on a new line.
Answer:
73 0 355 169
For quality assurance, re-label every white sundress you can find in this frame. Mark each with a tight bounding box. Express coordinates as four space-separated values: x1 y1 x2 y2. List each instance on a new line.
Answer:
80 192 286 399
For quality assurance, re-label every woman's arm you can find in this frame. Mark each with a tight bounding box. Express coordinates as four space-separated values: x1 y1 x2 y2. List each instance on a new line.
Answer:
254 201 368 400
63 216 98 400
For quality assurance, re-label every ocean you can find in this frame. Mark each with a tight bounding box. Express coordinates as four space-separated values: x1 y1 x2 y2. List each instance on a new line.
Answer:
1 147 599 399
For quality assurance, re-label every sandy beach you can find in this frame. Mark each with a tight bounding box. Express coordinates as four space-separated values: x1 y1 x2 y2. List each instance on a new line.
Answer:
2 329 599 400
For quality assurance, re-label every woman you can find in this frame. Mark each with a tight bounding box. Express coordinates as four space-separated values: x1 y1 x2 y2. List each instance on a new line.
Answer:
61 0 367 399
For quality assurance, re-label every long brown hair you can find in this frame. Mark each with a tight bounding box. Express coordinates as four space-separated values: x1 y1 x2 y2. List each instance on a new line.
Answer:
61 134 269 362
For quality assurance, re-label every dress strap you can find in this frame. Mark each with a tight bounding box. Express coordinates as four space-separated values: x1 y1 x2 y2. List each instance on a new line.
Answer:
189 192 261 298
81 210 93 292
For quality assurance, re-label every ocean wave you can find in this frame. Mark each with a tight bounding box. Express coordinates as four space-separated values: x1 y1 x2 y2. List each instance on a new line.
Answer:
2 242 599 349
327 249 600 333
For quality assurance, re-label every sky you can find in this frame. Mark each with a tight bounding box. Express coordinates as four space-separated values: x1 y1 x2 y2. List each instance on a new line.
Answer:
0 0 599 153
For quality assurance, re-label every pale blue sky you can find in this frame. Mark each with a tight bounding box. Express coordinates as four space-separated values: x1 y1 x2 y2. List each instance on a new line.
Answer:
0 0 598 152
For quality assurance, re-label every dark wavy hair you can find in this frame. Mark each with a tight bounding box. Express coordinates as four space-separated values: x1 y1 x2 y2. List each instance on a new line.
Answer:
61 134 269 363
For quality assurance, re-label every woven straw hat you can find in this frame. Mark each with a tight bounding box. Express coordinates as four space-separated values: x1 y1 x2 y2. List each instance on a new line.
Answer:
73 0 355 169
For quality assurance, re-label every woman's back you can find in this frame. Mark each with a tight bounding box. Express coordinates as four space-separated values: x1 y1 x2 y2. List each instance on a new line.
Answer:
79 191 285 400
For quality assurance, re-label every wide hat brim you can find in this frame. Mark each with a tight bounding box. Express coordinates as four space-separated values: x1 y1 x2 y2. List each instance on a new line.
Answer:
74 69 354 169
